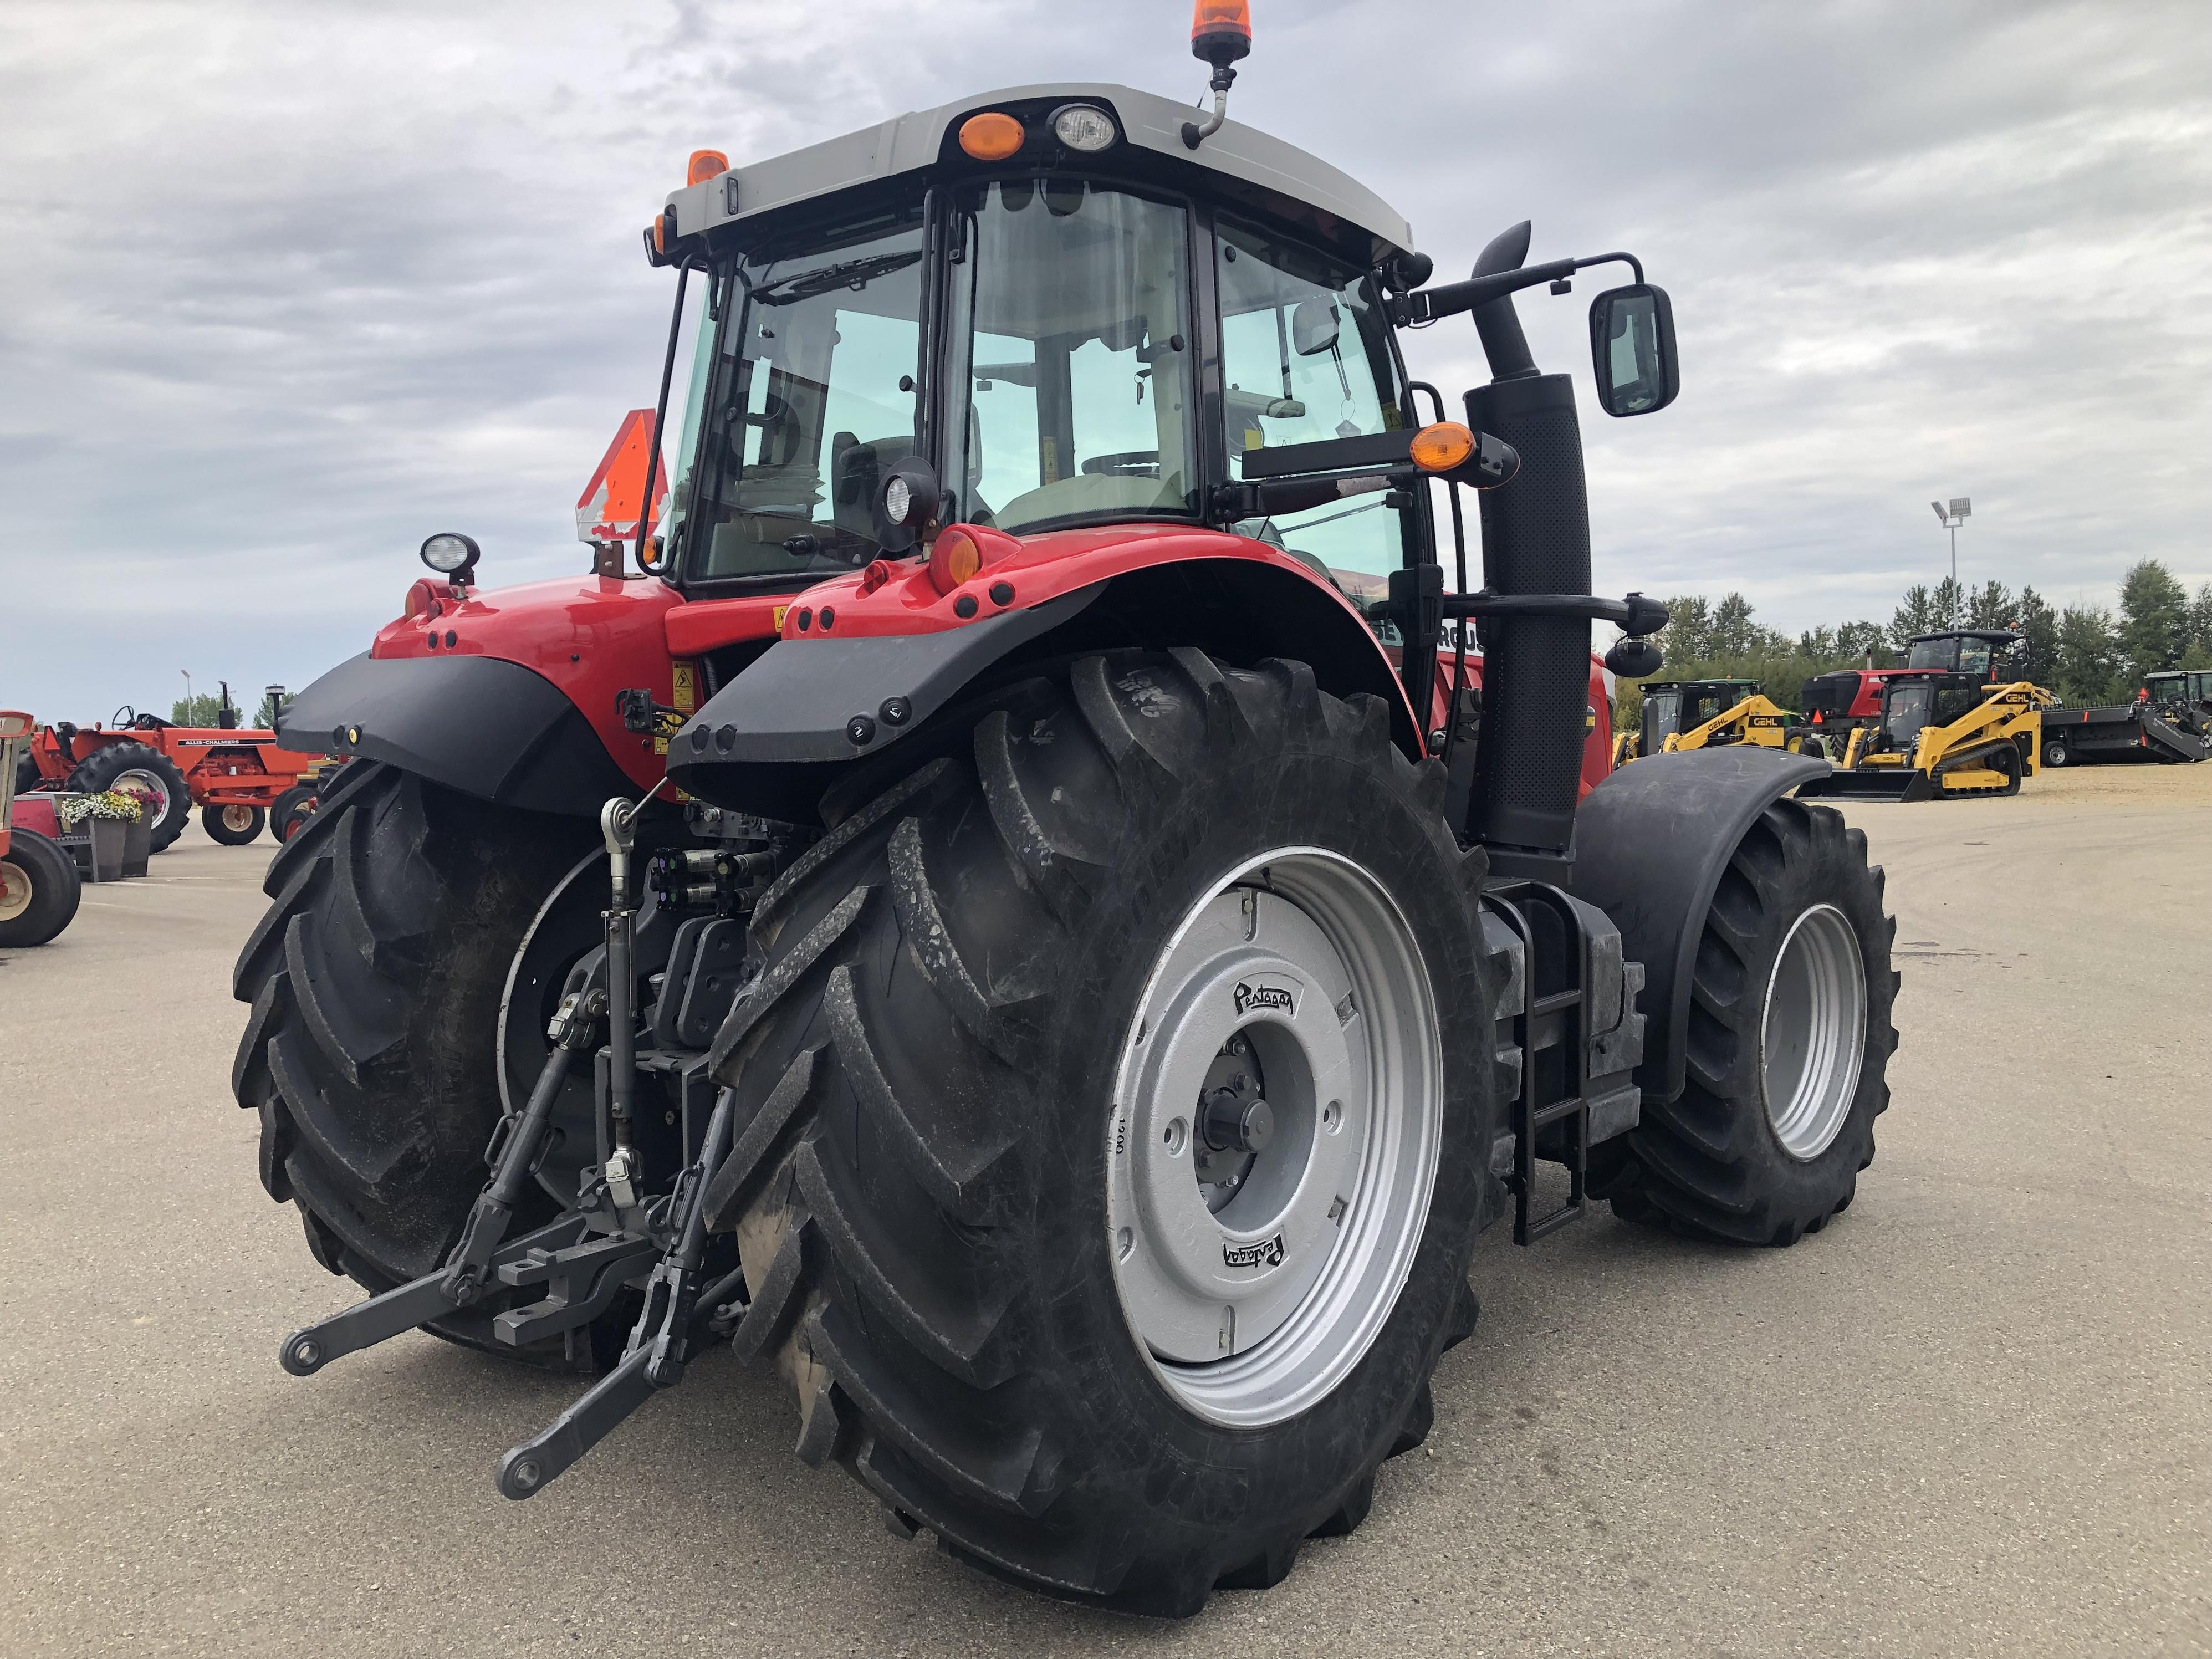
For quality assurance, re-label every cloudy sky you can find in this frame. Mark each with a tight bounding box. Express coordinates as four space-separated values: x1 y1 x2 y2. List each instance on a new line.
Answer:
4 0 2208 717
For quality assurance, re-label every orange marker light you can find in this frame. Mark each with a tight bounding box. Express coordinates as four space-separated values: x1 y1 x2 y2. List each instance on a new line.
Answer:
931 529 984 594
687 150 729 185
1409 421 1477 473
958 113 1025 162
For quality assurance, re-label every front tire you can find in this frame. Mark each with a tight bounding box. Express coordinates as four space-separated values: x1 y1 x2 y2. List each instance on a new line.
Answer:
203 803 267 845
231 762 595 1328
67 741 191 851
2044 739 2068 767
702 651 1504 1614
1590 797 1897 1245
0 828 83 947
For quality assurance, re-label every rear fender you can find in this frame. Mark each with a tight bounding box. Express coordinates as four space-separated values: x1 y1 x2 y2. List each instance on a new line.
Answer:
1567 748 1831 1104
668 544 1419 820
279 653 637 816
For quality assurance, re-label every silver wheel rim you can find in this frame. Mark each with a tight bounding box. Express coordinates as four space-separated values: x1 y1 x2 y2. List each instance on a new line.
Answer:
0 859 29 922
222 805 255 832
1760 903 1867 1161
111 768 170 820
1106 847 1442 1428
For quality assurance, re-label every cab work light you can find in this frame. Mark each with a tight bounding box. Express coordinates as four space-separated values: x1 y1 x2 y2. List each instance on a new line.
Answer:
686 150 729 185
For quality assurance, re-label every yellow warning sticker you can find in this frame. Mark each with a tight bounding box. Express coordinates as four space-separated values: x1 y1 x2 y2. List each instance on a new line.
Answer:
671 662 696 712
774 605 790 633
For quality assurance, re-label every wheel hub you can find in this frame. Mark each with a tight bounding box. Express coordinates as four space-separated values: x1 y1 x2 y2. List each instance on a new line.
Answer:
1107 848 1441 1428
0 859 30 922
1760 902 1868 1161
112 768 169 819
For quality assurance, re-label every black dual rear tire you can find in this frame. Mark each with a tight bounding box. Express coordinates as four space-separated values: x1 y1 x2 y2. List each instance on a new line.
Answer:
1590 797 1897 1245
231 762 596 1342
701 650 1505 1615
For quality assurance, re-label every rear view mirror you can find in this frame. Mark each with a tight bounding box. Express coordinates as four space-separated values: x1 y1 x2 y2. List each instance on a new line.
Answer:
1588 284 1679 417
1291 299 1340 356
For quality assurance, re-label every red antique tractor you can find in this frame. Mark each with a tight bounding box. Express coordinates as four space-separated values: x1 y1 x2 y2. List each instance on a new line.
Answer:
18 682 326 850
1 711 82 947
242 8 1897 1616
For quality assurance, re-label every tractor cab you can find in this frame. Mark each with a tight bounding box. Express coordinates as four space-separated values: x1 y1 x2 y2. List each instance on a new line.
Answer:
1635 678 1758 757
652 86 1428 618
1902 628 2022 680
2145 669 2212 734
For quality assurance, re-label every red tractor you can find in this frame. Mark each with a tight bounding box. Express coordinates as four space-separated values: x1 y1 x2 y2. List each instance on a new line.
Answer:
1 711 83 947
17 682 326 850
245 12 1897 1615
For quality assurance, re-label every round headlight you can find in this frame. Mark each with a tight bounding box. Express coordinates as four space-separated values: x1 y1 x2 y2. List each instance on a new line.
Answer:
883 476 913 526
420 532 480 575
1050 105 1117 153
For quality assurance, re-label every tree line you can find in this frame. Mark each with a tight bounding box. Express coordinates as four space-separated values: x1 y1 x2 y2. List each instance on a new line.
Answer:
1617 558 2212 730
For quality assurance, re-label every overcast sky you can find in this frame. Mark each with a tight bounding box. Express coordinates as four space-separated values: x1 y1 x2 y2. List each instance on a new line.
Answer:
4 0 2208 718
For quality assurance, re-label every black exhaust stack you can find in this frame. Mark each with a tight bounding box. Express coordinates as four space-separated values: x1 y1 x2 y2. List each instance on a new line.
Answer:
1461 222 1593 879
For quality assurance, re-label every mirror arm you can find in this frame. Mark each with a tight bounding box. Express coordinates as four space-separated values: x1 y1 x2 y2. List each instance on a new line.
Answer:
1393 250 1647 327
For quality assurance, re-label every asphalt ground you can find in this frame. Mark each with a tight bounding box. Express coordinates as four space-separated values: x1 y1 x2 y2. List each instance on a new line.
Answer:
3 764 2208 1657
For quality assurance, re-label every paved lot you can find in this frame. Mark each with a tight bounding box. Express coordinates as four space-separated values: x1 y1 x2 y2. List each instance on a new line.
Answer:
4 768 2209 1657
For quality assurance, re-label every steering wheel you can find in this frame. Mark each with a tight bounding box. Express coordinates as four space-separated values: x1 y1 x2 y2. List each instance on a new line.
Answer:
1079 451 1161 478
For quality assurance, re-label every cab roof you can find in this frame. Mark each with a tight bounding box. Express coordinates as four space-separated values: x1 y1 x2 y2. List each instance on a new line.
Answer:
662 83 1414 264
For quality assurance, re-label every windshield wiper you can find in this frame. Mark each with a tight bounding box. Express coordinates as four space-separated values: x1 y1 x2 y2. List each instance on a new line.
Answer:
754 251 922 307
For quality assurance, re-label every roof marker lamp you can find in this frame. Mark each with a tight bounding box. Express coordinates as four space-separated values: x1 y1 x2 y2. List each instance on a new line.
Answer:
958 113 1025 161
420 532 481 583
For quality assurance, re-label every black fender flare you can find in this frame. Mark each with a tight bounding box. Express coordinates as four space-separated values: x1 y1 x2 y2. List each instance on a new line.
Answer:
668 560 1417 820
1568 748 1831 1104
278 652 634 816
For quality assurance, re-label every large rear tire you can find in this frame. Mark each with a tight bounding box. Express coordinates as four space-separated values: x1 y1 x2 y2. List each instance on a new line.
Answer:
1589 797 1896 1245
230 762 597 1342
67 741 191 851
703 651 1505 1614
0 828 83 947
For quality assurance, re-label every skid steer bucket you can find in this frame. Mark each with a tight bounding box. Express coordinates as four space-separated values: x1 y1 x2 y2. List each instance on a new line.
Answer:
1796 765 1932 803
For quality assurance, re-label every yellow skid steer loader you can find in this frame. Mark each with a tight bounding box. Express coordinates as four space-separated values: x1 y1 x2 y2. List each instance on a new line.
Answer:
1799 675 2052 802
1617 678 1825 765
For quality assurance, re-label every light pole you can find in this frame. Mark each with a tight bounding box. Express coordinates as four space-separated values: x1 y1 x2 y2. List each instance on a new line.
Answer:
181 669 192 717
1930 497 1970 589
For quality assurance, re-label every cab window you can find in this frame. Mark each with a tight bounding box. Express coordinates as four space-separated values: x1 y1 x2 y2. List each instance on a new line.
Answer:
942 181 1196 533
1215 215 1408 607
1958 638 1993 677
678 203 926 581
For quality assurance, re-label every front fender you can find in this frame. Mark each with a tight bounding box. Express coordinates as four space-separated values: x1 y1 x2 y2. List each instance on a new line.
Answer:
280 653 636 815
1568 747 1831 1104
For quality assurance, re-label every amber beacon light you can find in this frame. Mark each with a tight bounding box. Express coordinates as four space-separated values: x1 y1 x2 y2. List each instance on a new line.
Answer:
686 150 729 185
1191 0 1253 61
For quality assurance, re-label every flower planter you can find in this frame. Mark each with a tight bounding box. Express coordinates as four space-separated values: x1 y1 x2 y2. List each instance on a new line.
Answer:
121 818 152 877
83 816 129 882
